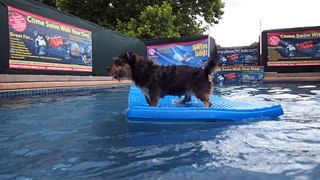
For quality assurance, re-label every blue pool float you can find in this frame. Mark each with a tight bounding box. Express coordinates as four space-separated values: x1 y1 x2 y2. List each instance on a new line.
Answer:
127 85 284 123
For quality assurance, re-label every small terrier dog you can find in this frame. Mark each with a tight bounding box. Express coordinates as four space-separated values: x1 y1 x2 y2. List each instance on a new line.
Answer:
107 52 217 107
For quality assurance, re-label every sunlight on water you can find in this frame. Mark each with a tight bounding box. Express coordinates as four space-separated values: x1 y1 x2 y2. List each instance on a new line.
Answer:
200 121 320 174
297 85 317 89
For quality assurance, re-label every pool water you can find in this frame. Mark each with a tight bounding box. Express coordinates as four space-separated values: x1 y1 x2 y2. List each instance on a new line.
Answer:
0 83 319 179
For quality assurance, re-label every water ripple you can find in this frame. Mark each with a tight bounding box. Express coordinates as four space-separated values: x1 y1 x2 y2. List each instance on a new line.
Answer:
200 121 320 176
0 83 320 179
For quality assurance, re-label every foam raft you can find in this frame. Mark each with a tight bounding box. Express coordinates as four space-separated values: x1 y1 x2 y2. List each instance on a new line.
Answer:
127 85 284 123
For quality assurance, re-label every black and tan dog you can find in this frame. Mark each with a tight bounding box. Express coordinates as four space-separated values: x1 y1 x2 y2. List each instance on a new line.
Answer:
107 52 217 107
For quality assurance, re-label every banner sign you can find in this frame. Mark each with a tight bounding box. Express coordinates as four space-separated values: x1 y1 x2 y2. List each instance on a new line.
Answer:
267 30 320 66
214 66 264 85
8 6 92 72
147 39 208 68
217 46 258 66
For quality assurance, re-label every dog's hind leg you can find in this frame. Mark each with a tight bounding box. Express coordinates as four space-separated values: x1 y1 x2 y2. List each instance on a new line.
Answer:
174 95 191 104
202 100 212 107
196 93 212 107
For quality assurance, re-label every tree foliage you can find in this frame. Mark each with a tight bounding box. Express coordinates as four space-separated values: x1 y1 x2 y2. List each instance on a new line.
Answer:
34 0 56 8
48 0 224 38
116 2 182 39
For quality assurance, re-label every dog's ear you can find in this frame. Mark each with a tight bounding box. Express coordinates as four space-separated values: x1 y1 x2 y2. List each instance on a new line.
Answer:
124 52 137 63
34 30 38 37
125 52 132 60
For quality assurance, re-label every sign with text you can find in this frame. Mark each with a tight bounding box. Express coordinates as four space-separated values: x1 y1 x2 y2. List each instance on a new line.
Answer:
147 38 208 68
214 66 264 85
267 30 320 67
8 6 92 72
217 46 258 66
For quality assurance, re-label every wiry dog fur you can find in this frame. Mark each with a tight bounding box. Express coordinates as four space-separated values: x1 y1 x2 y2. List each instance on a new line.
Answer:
107 52 217 107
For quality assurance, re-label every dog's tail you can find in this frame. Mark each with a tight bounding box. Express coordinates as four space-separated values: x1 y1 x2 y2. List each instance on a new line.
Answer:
203 51 218 75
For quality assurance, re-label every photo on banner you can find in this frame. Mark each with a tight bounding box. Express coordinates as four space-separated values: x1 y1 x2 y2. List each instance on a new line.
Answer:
147 38 209 68
8 6 92 72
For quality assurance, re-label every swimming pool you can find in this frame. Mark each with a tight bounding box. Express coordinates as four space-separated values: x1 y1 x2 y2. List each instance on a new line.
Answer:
0 83 319 179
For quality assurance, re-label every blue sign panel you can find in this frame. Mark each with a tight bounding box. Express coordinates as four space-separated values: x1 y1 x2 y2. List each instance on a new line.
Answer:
147 39 208 68
217 46 258 66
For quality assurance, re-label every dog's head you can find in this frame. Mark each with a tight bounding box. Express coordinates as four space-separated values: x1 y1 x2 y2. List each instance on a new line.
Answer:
107 52 134 80
35 34 48 47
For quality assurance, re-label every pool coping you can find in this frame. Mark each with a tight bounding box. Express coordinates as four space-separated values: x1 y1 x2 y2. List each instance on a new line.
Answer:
264 72 320 82
0 84 131 99
0 73 319 98
0 80 132 90
0 74 133 98
0 74 133 91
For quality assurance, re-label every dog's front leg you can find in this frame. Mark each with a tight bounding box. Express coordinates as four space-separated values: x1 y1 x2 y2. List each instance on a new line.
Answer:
144 95 151 105
149 91 160 107
181 95 191 104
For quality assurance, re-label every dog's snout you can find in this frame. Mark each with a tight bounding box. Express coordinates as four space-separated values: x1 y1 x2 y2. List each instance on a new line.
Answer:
107 67 111 71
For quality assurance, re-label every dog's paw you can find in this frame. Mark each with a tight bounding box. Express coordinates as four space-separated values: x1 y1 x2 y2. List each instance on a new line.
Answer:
173 99 183 104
